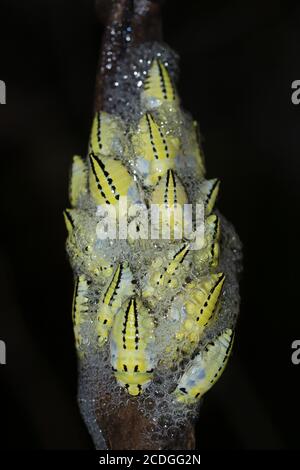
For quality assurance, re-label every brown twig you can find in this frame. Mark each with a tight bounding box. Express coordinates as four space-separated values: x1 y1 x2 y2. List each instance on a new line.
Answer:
90 0 196 450
94 0 163 112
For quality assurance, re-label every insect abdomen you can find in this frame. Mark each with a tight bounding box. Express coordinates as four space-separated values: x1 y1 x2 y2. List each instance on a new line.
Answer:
170 273 225 353
72 275 89 353
110 297 155 396
89 154 137 206
142 243 190 303
89 111 125 157
133 113 179 186
96 263 134 346
174 328 234 403
142 59 177 104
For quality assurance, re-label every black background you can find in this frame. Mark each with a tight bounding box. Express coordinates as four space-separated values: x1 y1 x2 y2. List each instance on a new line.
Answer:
0 0 299 450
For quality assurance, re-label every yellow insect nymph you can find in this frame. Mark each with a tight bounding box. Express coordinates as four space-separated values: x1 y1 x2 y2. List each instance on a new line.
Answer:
174 328 234 403
150 169 188 239
69 155 88 207
169 273 225 355
199 178 220 216
194 213 220 270
142 58 178 107
132 113 180 186
96 263 134 347
89 111 126 157
110 297 155 396
72 275 89 354
89 153 139 207
142 243 191 305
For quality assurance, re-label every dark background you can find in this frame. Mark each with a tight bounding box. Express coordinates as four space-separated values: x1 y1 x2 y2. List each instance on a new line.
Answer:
0 0 299 449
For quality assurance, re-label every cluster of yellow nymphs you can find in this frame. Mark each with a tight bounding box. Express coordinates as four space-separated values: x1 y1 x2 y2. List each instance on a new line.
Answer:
65 58 235 403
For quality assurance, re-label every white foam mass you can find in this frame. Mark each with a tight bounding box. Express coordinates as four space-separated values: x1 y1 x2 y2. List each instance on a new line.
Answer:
66 42 242 449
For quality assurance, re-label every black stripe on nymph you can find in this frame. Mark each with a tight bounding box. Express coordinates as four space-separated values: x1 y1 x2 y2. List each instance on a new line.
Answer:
205 179 219 208
157 59 167 100
65 210 75 229
122 298 133 350
174 243 189 265
110 263 123 305
146 113 159 161
133 298 139 351
89 153 109 204
96 112 102 150
72 277 79 323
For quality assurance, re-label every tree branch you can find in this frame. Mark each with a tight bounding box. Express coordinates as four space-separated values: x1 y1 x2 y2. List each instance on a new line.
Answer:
90 0 196 450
